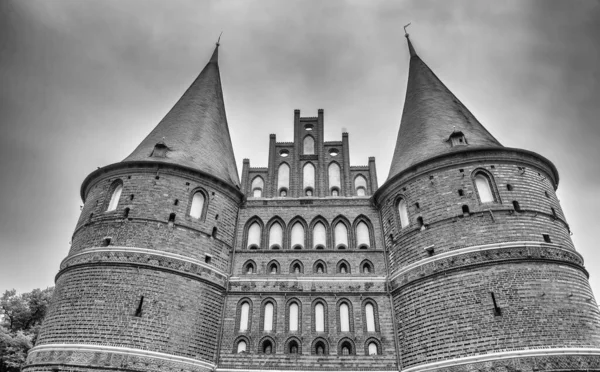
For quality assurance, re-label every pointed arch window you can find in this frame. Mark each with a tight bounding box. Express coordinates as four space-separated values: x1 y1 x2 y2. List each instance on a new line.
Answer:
365 303 376 332
398 198 409 228
313 222 327 249
474 173 494 203
328 163 341 194
269 223 283 249
291 222 305 249
251 176 264 198
239 302 250 331
263 302 274 332
315 303 325 332
303 136 315 155
106 182 123 212
247 222 261 249
334 222 348 249
356 221 370 249
339 303 350 332
277 163 290 196
289 303 299 332
190 191 205 219
368 342 378 355
237 340 247 353
303 163 315 195
354 175 367 196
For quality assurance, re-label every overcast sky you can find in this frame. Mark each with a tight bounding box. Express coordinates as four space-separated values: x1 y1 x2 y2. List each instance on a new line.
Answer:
1 0 599 297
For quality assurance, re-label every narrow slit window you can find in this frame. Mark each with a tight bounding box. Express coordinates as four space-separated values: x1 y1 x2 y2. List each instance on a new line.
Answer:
462 205 470 215
134 296 144 317
513 200 521 212
339 303 350 332
543 234 552 243
365 303 376 332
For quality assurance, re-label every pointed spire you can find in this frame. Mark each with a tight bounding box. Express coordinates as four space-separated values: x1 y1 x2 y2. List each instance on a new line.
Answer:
123 41 240 187
387 34 502 180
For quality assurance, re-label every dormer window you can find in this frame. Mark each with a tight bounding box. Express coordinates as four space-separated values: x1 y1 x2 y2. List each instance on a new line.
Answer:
447 130 468 147
151 142 169 157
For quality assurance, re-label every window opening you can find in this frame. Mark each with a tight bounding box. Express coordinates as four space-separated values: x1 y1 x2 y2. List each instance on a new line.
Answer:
543 234 552 243
340 303 350 332
289 303 299 332
107 183 123 212
513 201 522 212
328 163 341 193
291 222 305 249
303 163 315 193
263 302 274 332
365 303 376 332
398 198 409 228
507 184 513 191
190 192 205 219
239 303 250 331
368 342 378 355
237 341 247 353
315 303 325 332
269 222 283 249
458 189 464 197
334 222 348 249
134 296 144 317
251 177 264 198
263 340 273 354
355 175 367 196
313 222 326 248
462 205 470 216
474 173 494 203
356 221 370 249
277 163 290 194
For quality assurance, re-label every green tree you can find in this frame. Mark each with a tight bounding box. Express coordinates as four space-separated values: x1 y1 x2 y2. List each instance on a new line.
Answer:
0 288 54 372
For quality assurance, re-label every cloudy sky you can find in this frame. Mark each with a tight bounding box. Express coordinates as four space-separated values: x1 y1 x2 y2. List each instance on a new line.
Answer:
1 1 599 296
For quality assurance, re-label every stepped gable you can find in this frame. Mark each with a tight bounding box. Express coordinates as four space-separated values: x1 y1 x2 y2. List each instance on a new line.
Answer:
387 35 503 180
123 44 240 187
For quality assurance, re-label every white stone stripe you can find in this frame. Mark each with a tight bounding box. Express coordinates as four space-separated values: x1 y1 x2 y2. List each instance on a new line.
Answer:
389 241 581 283
63 246 227 277
229 277 387 283
401 347 600 372
218 370 396 372
29 343 216 369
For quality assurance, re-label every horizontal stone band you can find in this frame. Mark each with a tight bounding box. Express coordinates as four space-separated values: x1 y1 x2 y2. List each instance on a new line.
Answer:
401 347 600 372
26 343 215 371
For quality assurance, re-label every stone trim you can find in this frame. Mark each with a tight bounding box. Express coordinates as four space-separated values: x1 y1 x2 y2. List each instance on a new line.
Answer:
389 241 583 283
26 343 215 371
59 247 228 288
229 277 387 283
401 347 600 372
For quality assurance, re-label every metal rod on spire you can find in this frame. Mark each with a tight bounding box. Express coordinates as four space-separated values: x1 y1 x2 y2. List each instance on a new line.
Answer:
404 23 411 37
217 31 223 46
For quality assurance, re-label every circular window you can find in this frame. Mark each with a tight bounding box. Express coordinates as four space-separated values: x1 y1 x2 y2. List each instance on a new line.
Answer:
305 124 314 131
280 149 289 157
329 148 339 156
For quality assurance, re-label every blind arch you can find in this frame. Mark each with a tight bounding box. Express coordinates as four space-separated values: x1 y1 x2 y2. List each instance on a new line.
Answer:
269 223 283 248
313 222 327 248
334 222 348 248
247 222 261 248
303 136 315 154
328 163 341 192
291 222 305 249
251 176 264 197
303 163 315 191
356 221 370 248
277 163 290 194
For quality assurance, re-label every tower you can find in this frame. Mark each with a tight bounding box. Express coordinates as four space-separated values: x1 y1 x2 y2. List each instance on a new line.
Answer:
373 34 600 371
25 44 243 372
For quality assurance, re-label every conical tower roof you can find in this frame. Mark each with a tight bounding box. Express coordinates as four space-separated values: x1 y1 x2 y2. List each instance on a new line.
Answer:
124 44 240 187
387 35 503 180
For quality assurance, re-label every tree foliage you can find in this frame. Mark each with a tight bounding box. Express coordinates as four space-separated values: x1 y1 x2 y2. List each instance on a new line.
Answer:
0 287 54 372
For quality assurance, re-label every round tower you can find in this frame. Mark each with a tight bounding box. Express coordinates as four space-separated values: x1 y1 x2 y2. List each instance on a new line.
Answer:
24 44 243 372
375 35 600 371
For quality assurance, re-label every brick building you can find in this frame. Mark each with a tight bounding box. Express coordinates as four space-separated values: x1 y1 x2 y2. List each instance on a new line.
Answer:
24 35 600 372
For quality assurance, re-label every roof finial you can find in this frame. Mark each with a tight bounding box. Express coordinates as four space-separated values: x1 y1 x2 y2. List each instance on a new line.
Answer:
403 23 417 58
404 23 411 37
216 31 223 47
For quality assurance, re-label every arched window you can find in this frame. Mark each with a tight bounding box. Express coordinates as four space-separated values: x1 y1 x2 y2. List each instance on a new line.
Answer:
251 176 264 198
288 340 299 354
237 340 247 353
398 198 409 228
106 182 123 212
262 340 274 354
190 191 205 219
368 342 378 356
289 303 299 332
263 302 274 332
328 163 341 194
334 222 348 249
291 261 303 274
247 222 261 249
339 303 350 332
331 188 339 196
474 173 494 203
313 339 328 355
291 222 305 249
303 136 315 155
239 302 250 331
314 261 326 274
277 163 290 196
244 261 256 274
355 175 367 196
303 163 315 194
315 303 325 332
361 260 374 274
268 261 279 274
269 222 283 249
356 221 370 248
339 340 353 356
313 222 327 249
365 303 376 332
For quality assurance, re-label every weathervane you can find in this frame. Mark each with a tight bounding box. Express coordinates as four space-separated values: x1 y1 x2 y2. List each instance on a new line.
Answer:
404 23 411 37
